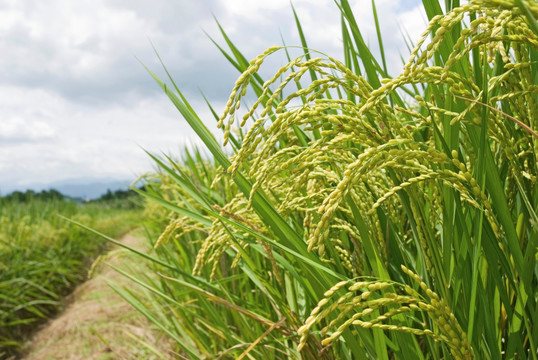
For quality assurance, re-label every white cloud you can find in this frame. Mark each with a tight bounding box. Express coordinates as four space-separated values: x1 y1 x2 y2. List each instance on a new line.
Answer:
208 0 426 76
0 117 55 142
0 83 220 187
0 0 426 191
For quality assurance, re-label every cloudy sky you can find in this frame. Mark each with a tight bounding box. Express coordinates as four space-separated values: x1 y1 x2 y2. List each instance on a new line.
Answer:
0 0 426 193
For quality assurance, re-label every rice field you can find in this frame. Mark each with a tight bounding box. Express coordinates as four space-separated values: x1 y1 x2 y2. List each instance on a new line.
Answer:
120 0 538 359
2 0 537 359
0 195 140 357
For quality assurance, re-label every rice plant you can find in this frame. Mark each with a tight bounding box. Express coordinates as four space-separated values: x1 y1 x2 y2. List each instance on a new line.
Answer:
128 0 537 358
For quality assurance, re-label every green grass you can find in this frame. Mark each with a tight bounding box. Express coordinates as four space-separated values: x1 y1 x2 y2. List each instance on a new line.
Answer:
114 0 537 358
0 197 141 357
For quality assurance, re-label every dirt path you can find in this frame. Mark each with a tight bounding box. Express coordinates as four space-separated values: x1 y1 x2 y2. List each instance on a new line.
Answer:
21 233 171 360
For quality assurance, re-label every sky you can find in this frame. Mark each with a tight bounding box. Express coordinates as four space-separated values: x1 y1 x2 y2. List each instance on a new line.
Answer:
0 0 427 192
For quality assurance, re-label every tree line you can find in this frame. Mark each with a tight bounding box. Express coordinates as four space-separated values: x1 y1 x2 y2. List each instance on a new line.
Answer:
0 188 140 204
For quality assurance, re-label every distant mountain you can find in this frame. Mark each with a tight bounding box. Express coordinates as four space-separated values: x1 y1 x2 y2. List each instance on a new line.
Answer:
52 180 131 200
0 178 134 200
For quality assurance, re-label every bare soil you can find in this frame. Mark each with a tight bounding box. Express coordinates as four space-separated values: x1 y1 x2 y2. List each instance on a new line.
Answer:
20 233 172 360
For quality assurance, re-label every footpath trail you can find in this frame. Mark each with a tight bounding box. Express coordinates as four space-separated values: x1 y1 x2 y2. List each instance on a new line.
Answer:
21 233 171 360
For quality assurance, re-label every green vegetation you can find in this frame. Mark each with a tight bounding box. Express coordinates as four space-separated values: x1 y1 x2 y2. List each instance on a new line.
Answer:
89 187 145 210
115 0 538 358
2 189 68 203
0 193 140 357
2 0 533 358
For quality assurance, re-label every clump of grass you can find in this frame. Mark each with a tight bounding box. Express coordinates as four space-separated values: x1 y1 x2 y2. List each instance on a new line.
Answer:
126 0 537 358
